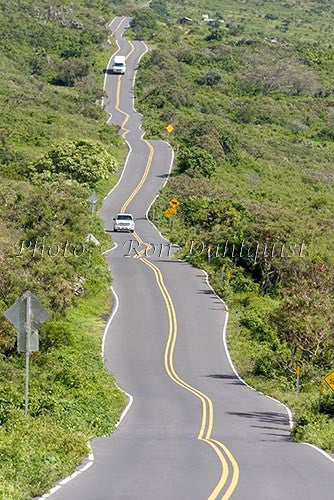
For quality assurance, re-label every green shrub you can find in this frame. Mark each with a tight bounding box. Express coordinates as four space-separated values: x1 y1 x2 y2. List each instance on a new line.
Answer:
151 0 170 19
206 28 225 41
29 139 116 186
319 393 334 416
39 321 74 351
130 10 158 39
264 13 279 20
52 58 89 86
235 103 257 124
241 310 272 342
177 146 217 177
317 126 334 140
219 129 240 165
0 310 16 354
253 344 279 377
292 411 334 452
200 69 222 87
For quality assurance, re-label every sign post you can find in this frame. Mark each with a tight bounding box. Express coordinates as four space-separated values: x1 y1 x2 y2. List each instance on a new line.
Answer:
296 365 301 397
4 291 49 416
88 191 99 215
221 265 226 279
318 383 324 413
25 293 31 417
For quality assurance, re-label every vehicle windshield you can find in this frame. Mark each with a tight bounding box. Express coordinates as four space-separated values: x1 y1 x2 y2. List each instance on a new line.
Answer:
114 63 124 67
117 215 132 220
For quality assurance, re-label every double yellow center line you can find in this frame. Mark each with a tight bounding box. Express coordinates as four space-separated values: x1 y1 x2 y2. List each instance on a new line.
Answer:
142 257 239 499
110 17 239 499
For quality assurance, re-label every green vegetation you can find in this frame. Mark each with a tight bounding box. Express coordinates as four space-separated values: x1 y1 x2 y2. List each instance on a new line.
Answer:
0 0 133 497
132 1 334 450
30 139 116 186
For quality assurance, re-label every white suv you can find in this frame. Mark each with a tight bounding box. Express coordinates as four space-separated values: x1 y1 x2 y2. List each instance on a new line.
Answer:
113 213 135 233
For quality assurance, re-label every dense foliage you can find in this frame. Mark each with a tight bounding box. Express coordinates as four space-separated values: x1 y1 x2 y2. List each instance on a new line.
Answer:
132 1 334 449
30 139 116 186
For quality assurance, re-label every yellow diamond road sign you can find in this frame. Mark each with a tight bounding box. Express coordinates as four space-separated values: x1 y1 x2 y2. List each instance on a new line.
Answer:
166 124 174 134
324 370 334 392
165 207 177 218
169 197 180 208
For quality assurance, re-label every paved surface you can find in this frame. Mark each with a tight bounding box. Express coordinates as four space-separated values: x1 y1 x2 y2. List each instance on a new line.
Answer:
51 16 334 500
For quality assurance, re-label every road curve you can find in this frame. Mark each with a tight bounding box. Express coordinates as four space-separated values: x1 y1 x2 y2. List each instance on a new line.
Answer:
50 16 334 500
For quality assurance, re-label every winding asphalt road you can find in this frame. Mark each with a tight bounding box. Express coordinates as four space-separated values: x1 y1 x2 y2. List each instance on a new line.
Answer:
50 16 334 500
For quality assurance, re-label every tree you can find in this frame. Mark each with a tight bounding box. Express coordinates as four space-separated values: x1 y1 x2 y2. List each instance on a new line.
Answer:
178 146 217 178
53 58 89 86
130 10 157 39
219 129 239 165
273 262 334 362
76 72 104 117
29 139 116 186
200 69 222 87
242 53 322 96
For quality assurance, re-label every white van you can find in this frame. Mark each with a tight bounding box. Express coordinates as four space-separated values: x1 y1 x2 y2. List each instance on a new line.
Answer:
112 55 126 75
